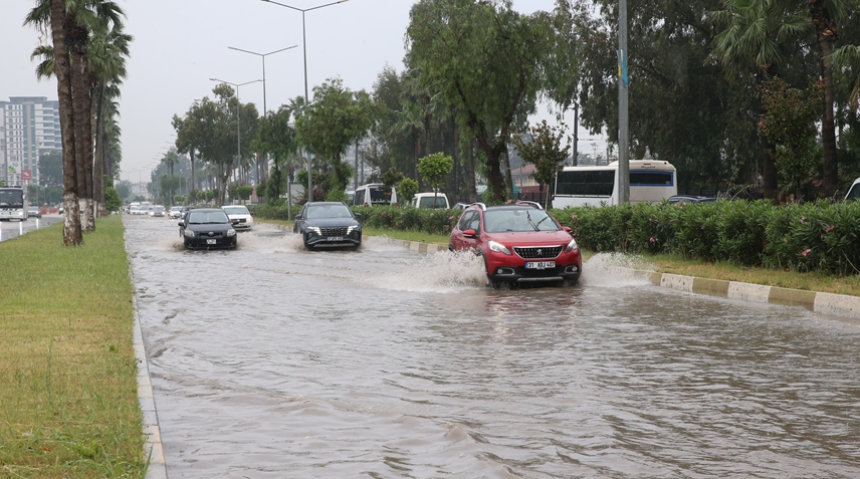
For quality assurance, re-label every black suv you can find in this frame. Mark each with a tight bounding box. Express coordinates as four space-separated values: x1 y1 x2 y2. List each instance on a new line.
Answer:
294 202 362 249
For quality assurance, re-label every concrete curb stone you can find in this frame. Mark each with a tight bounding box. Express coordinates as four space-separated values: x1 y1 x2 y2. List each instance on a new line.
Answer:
130 268 168 479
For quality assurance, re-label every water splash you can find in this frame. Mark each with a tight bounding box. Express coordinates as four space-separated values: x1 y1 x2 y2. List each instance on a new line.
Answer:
372 250 487 293
582 253 655 288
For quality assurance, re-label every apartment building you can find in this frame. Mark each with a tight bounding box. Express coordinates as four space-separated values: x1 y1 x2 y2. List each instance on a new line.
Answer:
0 97 62 186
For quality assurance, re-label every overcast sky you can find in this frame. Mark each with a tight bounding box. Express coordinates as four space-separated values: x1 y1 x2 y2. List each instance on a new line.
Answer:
2 0 607 182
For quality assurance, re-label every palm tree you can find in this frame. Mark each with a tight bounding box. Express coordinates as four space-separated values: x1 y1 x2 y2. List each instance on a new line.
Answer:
809 0 844 197
89 22 131 216
710 0 809 201
25 0 82 245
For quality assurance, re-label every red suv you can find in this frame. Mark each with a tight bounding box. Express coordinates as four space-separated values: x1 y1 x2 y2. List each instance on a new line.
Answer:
449 202 582 287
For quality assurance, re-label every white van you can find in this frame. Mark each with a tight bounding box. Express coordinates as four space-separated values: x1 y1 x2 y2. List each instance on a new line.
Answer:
353 183 398 207
552 159 677 208
845 178 860 201
411 192 449 209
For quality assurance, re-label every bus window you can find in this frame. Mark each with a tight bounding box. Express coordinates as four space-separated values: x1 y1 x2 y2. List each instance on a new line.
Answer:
556 170 615 196
846 182 860 201
354 189 365 206
630 171 674 186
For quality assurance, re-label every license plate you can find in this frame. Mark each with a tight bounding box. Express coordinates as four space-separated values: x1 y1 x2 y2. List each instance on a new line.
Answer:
327 236 343 241
526 261 555 270
206 239 217 245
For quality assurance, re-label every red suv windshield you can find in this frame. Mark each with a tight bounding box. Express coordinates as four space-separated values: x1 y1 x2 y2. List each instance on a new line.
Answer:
484 209 559 233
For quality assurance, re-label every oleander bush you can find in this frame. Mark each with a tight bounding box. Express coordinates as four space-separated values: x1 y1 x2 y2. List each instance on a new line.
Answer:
351 206 461 236
554 200 860 276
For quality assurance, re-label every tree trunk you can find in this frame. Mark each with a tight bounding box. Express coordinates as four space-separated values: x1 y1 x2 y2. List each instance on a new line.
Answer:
69 28 95 231
811 0 839 197
94 81 107 217
51 0 82 245
452 116 459 202
467 140 477 203
502 143 514 200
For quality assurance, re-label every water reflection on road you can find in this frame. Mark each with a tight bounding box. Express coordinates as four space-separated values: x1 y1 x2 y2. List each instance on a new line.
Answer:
125 215 860 478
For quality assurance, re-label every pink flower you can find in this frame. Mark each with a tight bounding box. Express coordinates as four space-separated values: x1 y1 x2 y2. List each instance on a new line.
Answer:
826 225 836 233
430 213 434 217
701 225 705 230
448 216 454 220
650 237 657 243
802 249 811 257
800 216 806 224
571 214 578 220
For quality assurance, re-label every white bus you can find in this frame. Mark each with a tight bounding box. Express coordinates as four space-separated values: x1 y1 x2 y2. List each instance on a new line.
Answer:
0 186 27 221
552 160 677 208
353 183 398 207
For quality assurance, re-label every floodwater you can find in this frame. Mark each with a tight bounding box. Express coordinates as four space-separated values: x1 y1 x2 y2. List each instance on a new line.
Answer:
125 215 860 478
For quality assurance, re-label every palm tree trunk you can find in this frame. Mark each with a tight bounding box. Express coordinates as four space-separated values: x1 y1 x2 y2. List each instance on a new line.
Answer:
51 0 82 245
94 81 108 216
811 0 839 197
69 28 95 231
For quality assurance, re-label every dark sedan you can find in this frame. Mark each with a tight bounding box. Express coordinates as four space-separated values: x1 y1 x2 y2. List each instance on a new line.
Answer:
294 202 362 249
178 208 237 250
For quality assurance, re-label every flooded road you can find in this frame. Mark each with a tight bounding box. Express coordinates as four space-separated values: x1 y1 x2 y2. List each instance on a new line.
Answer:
125 215 860 478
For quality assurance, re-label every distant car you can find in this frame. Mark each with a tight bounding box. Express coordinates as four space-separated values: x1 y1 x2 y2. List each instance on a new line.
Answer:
169 206 183 219
129 205 148 215
58 205 64 214
452 202 470 210
222 205 254 231
449 202 582 287
28 206 42 218
294 201 362 249
667 195 717 205
411 192 450 209
178 208 237 250
149 205 166 217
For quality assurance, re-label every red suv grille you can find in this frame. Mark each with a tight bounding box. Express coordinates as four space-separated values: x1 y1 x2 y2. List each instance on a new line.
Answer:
513 246 562 259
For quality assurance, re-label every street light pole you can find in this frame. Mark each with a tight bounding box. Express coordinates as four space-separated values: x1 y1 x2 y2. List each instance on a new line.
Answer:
210 78 263 205
618 0 630 204
261 0 351 202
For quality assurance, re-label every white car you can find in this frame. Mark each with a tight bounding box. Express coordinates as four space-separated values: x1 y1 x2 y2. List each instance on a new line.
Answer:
169 206 183 219
222 205 253 231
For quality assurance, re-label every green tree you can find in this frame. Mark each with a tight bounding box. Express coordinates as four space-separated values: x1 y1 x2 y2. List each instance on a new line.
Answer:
381 166 404 204
295 78 373 193
417 152 454 208
759 79 823 201
398 177 419 206
512 120 570 209
710 0 811 200
407 0 564 203
254 104 298 207
104 186 122 211
39 150 63 187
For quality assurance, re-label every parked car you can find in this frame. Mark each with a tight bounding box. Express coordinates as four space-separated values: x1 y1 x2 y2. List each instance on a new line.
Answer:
449 202 582 287
149 205 166 217
845 177 860 201
178 208 237 250
222 205 254 231
169 206 183 219
58 205 64 214
452 202 470 210
28 206 42 218
294 201 362 249
667 195 717 205
411 192 450 209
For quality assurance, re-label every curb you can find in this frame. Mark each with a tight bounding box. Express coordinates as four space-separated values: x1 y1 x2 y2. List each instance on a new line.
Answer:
130 271 167 479
651 272 860 320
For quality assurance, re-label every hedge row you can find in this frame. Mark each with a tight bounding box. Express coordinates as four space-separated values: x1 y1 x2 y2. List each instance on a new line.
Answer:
250 204 460 236
553 200 860 276
251 200 860 276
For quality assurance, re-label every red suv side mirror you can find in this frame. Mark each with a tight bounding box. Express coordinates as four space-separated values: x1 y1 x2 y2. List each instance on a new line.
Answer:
463 229 477 238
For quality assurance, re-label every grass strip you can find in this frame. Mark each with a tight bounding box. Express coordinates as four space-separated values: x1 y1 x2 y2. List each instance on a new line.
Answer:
259 219 859 296
0 216 146 478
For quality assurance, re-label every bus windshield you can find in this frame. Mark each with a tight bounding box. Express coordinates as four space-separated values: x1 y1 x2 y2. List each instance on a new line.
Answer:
0 189 24 207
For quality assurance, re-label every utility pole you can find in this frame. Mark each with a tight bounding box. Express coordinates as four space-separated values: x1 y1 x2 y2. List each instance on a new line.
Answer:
618 0 630 204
